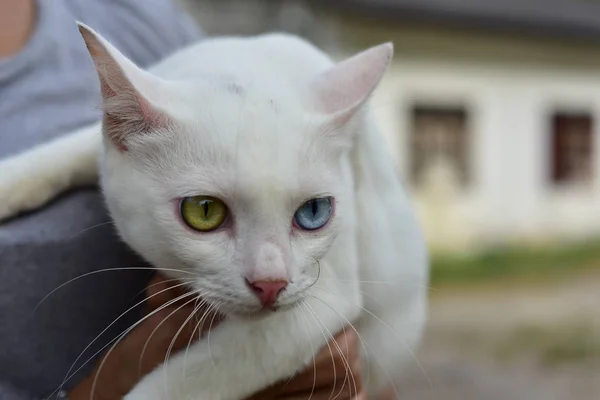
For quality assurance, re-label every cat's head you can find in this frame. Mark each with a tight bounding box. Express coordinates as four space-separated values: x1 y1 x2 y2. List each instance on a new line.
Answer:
78 23 392 317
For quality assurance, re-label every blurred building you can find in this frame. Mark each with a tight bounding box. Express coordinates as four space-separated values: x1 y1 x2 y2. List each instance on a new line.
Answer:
181 0 600 253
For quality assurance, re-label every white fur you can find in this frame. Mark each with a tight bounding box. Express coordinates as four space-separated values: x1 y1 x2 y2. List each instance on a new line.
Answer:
0 24 428 399
0 124 100 219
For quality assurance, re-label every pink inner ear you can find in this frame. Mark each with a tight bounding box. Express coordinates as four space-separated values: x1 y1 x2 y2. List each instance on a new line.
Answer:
100 81 170 152
102 94 169 151
78 23 170 151
312 43 393 116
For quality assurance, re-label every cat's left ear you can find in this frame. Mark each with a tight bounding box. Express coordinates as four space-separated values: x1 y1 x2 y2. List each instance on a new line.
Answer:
310 42 393 125
77 22 171 151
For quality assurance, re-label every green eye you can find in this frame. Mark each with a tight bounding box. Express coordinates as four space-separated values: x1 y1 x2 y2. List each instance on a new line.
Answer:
180 196 228 232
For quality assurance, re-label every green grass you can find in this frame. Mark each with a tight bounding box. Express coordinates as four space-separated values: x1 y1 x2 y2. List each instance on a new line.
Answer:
496 322 600 367
430 238 600 285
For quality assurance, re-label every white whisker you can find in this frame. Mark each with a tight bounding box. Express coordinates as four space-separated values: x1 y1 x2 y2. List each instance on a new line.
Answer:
68 220 114 239
134 277 191 300
54 280 195 398
156 295 202 398
318 277 436 291
296 302 319 400
301 302 339 400
183 298 212 377
47 290 199 400
312 286 432 389
308 295 373 389
90 294 200 400
138 285 203 373
206 300 223 367
34 266 195 311
304 302 356 400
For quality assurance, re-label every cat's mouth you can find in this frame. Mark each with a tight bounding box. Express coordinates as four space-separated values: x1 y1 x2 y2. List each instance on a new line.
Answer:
233 308 278 321
184 277 309 319
215 298 302 320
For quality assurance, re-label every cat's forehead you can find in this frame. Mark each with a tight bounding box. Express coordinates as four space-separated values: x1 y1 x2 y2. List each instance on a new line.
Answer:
175 80 324 161
190 77 309 130
148 78 340 201
160 115 338 204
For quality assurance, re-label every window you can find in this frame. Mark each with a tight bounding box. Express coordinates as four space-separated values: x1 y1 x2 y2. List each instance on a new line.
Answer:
550 113 594 184
409 105 470 188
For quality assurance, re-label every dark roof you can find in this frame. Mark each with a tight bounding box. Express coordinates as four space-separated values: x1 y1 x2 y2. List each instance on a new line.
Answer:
316 0 600 42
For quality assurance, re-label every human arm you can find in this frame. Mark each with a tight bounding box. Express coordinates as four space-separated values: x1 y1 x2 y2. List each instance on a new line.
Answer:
0 0 204 221
66 0 203 68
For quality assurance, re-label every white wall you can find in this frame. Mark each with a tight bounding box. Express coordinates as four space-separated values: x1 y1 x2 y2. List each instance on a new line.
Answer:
370 58 600 251
180 1 600 251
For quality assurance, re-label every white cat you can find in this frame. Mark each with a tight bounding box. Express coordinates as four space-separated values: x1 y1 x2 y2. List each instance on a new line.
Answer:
0 24 428 399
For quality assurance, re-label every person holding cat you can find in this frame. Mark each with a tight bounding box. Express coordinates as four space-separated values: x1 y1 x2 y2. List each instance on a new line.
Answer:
0 1 365 399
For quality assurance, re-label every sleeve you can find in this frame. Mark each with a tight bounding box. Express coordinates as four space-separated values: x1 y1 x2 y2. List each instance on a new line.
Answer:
66 0 204 68
0 382 35 400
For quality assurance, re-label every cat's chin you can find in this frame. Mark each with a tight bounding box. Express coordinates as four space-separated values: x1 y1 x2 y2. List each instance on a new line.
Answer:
223 302 300 321
229 310 275 322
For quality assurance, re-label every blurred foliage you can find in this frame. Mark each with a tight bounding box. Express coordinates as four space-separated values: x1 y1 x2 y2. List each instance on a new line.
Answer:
496 322 600 367
430 238 600 285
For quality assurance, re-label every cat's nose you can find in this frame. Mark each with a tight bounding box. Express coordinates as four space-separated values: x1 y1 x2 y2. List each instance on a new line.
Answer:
246 279 288 307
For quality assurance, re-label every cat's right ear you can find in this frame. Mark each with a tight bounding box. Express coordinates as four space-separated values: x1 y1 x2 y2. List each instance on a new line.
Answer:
77 22 170 151
310 42 393 126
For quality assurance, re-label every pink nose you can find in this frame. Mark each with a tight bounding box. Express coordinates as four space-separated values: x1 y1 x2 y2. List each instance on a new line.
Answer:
246 279 288 307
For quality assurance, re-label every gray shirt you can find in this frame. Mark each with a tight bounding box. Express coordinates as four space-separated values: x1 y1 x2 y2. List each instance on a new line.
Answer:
0 1 202 398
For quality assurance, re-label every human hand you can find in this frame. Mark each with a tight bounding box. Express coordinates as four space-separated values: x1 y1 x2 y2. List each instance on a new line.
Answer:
68 273 217 400
247 327 366 400
69 273 366 400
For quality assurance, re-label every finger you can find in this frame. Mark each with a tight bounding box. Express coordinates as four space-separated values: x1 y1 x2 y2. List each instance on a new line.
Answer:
197 306 226 336
313 328 359 364
243 328 363 400
146 273 192 312
273 329 363 395
272 380 364 400
374 384 399 400
134 304 205 374
146 273 177 311
143 302 224 353
180 299 225 337
311 328 361 383
141 305 199 348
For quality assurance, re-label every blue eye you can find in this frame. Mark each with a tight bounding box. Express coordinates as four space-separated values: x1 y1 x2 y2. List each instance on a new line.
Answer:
294 197 333 230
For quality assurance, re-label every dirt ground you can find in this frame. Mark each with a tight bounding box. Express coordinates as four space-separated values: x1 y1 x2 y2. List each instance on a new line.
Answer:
397 270 600 400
